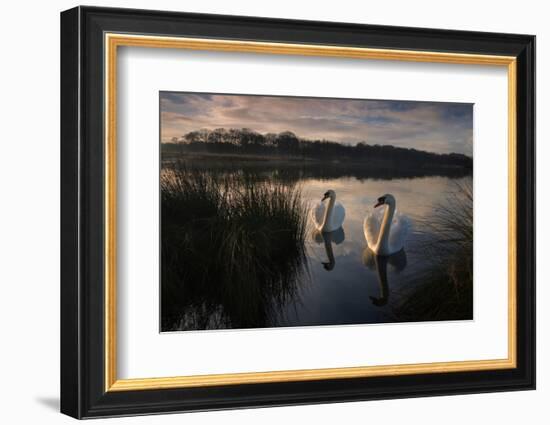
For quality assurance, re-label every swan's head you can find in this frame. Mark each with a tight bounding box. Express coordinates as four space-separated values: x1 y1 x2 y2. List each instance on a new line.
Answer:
374 194 395 208
321 189 335 202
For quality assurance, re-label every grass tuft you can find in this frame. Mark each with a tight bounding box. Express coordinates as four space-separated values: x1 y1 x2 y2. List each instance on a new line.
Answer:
394 180 473 321
161 162 308 331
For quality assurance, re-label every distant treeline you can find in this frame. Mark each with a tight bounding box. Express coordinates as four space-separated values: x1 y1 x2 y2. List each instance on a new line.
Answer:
163 128 472 169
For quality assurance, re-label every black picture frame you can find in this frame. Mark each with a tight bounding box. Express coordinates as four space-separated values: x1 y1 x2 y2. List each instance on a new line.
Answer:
61 5 535 419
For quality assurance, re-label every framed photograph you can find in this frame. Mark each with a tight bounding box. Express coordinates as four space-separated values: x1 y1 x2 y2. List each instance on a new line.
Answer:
60 6 535 419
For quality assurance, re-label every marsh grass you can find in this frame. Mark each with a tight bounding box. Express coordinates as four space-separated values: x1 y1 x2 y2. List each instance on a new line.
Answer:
394 180 473 321
161 162 309 331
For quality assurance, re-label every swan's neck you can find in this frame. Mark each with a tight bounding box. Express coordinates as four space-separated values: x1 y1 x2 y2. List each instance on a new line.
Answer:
321 195 336 232
376 203 395 254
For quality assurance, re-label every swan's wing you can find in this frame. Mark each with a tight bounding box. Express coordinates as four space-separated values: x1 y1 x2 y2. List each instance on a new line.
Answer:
329 202 346 230
311 202 325 228
389 211 411 253
364 209 382 248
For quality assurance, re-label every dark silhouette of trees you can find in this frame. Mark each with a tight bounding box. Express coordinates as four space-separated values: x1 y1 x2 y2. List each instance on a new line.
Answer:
162 128 472 169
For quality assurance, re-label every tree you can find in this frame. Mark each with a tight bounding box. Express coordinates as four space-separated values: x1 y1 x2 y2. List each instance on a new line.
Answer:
168 128 472 169
276 131 299 154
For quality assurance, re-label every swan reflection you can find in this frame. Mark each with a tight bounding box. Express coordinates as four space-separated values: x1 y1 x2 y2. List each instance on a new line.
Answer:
362 247 407 306
312 228 345 271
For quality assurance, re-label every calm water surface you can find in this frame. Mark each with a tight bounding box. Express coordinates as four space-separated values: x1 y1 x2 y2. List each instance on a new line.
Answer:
275 175 470 327
161 158 472 330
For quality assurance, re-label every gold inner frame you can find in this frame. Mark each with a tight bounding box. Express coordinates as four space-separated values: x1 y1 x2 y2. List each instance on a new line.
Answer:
104 33 518 392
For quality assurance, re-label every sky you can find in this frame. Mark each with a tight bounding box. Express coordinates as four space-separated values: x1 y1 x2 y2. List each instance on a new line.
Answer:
160 92 473 156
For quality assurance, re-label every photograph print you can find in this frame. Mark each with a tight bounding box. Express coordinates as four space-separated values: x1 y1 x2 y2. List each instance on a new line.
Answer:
160 92 473 332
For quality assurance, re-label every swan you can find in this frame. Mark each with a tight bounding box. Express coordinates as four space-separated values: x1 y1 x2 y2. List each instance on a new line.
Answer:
311 190 345 232
364 194 411 255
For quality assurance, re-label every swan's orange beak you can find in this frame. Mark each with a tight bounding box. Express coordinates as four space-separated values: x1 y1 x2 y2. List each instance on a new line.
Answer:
374 197 385 208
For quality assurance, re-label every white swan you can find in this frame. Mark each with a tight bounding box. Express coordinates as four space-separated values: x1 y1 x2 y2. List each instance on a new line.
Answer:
311 190 345 232
364 194 411 255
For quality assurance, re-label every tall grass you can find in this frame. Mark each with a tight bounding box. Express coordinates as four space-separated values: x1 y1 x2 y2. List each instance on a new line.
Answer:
394 180 473 321
161 162 309 331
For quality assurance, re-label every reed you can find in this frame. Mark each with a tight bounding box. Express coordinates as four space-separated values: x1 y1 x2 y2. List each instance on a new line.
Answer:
161 162 308 331
394 180 473 321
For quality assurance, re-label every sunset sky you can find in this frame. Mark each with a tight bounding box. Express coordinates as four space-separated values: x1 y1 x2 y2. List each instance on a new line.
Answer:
160 92 473 156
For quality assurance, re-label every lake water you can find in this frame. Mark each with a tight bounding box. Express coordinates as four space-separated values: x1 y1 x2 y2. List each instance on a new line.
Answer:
161 157 473 331
276 174 471 327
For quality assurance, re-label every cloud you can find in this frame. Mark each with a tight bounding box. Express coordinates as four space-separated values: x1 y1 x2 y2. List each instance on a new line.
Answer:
159 92 473 155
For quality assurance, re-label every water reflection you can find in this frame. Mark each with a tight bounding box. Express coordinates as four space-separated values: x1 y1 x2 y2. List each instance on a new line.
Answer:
161 158 473 331
312 228 346 271
362 248 407 306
